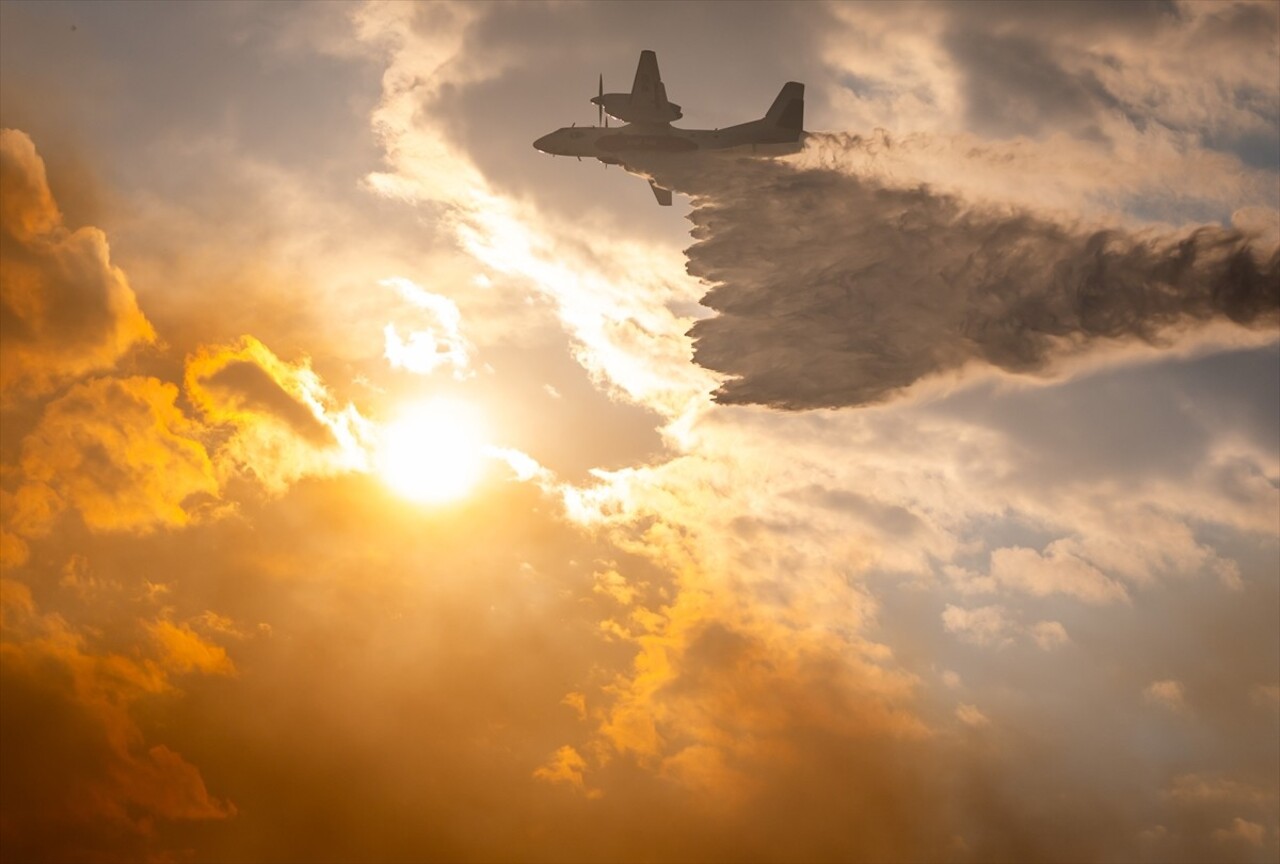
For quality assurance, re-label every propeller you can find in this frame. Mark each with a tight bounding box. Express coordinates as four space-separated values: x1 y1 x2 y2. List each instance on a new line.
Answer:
598 74 604 127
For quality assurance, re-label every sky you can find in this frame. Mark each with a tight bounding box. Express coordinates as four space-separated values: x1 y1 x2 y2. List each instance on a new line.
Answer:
0 1 1277 862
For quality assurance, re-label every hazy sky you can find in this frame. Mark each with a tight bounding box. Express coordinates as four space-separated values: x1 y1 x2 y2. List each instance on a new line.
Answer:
1 2 1277 862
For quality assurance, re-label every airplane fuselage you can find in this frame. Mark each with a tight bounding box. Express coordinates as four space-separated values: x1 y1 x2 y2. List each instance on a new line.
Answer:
533 121 802 166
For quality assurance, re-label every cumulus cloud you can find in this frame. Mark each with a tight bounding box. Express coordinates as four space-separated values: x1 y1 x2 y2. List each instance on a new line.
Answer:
663 147 1279 409
0 129 154 401
3 376 218 564
942 604 1071 650
0 580 234 861
990 545 1130 605
578 609 946 857
149 618 237 677
185 336 373 491
1159 773 1278 860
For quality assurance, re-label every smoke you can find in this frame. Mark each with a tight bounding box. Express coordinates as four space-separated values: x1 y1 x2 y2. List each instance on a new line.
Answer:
638 139 1279 409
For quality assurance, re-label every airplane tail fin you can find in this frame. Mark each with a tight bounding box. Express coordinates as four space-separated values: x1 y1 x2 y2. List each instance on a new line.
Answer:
764 82 804 136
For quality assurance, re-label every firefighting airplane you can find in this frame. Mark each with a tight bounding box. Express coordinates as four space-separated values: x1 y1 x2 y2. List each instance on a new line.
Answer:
532 50 804 205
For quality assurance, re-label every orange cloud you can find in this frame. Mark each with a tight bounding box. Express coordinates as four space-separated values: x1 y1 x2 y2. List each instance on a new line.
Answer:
0 581 234 861
0 129 154 402
1144 679 1188 713
185 336 372 491
532 745 602 798
149 619 237 677
6 377 217 554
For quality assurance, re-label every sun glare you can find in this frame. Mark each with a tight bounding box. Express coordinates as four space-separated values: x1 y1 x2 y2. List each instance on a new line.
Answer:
378 397 489 504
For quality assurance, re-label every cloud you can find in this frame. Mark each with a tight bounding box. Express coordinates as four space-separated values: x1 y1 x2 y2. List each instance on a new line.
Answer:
355 3 715 422
60 4 1252 862
990 545 1130 605
149 619 237 677
185 336 372 491
663 147 1279 409
580 611 948 858
1213 817 1266 848
1159 773 1278 860
942 605 1071 651
942 604 1013 646
592 566 638 606
380 276 472 377
955 703 990 727
1166 774 1272 808
1144 679 1188 712
1029 620 1070 651
0 581 234 861
199 359 334 446
5 376 217 551
532 745 601 798
0 129 154 401
822 2 1279 191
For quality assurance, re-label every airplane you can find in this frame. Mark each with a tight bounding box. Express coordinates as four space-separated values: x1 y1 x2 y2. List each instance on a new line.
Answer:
533 50 804 206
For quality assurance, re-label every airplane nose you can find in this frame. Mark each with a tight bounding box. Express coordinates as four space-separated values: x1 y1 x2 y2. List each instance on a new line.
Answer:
532 134 551 152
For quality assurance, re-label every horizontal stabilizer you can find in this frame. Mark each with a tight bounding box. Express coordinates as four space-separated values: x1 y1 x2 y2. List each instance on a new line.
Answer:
649 180 672 206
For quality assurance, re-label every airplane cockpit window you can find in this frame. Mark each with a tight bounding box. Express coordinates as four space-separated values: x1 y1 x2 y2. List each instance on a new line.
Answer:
569 130 584 139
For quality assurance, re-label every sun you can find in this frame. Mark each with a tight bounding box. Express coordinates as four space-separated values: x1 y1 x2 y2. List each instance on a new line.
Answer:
377 397 489 504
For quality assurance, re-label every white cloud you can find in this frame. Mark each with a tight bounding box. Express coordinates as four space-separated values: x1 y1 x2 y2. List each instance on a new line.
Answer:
990 546 1129 605
380 277 472 378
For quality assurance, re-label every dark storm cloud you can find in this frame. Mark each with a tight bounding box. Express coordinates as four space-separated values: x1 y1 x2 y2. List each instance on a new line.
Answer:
646 145 1279 409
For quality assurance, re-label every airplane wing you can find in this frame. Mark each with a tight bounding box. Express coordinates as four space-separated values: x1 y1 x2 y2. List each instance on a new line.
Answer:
631 50 673 117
